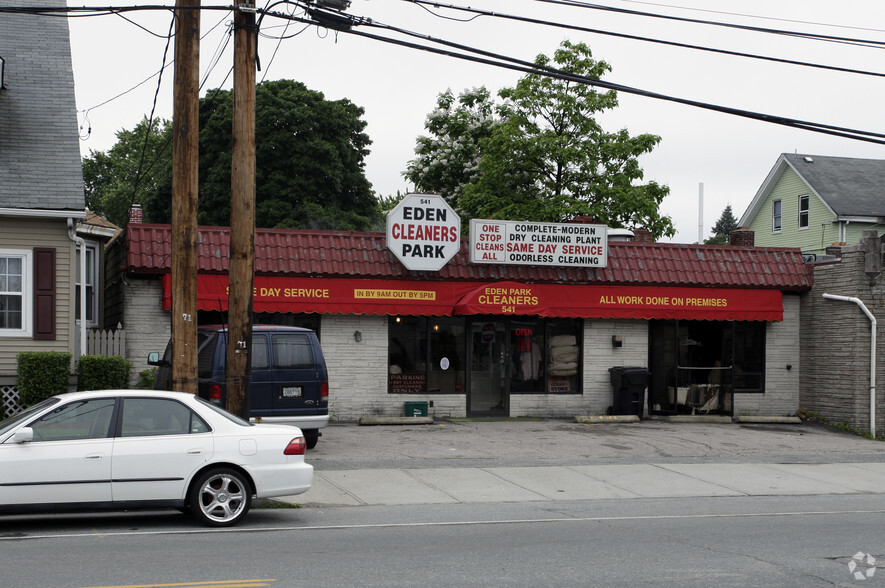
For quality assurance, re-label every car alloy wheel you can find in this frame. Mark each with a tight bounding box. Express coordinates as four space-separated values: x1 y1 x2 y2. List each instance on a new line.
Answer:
189 468 252 527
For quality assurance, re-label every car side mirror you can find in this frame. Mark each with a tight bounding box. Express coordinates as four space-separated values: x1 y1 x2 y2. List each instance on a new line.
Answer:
147 352 170 367
13 427 33 443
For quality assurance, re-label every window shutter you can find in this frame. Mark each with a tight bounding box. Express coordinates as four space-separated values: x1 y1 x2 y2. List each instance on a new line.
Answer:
33 247 56 340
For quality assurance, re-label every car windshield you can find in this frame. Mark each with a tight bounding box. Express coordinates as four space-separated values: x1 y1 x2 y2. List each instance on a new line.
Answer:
0 397 61 437
194 396 252 427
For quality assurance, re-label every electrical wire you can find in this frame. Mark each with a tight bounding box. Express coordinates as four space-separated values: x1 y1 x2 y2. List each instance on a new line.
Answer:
606 0 885 36
405 0 885 78
523 0 885 48
260 8 885 144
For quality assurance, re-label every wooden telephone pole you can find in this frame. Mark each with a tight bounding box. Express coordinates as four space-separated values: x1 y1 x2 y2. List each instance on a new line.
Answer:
226 0 257 418
170 0 200 394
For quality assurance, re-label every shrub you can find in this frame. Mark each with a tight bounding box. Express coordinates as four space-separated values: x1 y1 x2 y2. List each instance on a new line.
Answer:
77 355 133 391
135 367 156 390
17 351 72 406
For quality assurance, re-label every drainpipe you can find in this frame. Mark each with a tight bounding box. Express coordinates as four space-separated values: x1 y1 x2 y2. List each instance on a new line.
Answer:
822 293 877 436
67 218 87 360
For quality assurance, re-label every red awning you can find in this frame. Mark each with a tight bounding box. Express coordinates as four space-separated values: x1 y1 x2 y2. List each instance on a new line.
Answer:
162 275 784 321
453 282 783 321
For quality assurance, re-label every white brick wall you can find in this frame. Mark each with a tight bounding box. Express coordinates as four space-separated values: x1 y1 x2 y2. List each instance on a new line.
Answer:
733 295 800 417
124 278 171 386
581 319 649 414
321 315 466 422
122 296 800 420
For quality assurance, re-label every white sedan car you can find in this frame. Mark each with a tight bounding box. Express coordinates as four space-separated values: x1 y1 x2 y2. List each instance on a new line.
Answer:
0 389 313 527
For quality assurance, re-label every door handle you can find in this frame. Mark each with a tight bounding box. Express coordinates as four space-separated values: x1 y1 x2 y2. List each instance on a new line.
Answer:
187 449 204 455
85 453 104 460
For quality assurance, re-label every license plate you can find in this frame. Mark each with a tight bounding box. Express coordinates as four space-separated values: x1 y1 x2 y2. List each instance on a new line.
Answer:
282 386 302 398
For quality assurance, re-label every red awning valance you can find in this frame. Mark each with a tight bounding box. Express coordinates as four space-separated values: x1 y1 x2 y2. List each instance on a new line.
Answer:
162 275 784 321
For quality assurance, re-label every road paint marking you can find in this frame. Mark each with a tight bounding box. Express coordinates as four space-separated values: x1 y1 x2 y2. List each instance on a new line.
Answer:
5 508 885 541
80 580 276 588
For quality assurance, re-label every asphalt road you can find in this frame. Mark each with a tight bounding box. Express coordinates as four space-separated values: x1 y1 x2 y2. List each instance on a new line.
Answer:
3 494 884 587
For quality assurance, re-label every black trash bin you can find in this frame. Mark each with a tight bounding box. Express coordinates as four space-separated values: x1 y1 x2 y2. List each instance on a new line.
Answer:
608 367 650 418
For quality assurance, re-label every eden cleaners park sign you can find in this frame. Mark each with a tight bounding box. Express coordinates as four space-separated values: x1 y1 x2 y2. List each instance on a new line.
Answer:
386 194 461 271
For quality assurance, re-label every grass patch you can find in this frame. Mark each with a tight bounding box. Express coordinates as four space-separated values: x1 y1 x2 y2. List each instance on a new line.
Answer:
253 498 302 509
802 411 884 441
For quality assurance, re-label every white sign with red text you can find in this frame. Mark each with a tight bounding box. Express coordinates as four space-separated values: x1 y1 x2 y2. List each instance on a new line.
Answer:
387 194 461 271
470 219 608 268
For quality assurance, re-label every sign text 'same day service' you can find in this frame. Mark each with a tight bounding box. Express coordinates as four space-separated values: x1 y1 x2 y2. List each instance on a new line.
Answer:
386 194 461 271
470 219 608 268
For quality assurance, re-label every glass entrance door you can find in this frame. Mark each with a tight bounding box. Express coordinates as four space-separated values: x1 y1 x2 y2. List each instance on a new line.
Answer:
468 320 508 415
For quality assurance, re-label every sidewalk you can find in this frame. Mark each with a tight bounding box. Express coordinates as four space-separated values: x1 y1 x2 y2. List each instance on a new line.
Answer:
279 418 885 507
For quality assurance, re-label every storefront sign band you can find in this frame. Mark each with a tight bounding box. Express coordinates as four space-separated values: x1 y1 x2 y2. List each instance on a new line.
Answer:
162 275 784 322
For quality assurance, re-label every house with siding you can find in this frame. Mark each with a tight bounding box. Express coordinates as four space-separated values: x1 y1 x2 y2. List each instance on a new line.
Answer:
739 153 885 255
0 0 94 413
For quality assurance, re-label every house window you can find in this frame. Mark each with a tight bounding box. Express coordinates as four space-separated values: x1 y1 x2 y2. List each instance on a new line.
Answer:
772 199 782 232
798 194 809 229
0 249 32 337
76 243 98 326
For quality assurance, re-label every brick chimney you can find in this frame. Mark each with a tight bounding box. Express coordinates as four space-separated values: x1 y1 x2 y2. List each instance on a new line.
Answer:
730 227 754 247
631 228 653 243
128 204 143 225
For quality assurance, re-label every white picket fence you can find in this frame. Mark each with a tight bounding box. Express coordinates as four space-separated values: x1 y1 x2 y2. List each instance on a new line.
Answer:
86 324 126 357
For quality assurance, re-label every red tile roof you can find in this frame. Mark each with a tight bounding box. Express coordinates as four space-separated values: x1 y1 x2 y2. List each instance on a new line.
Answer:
125 224 813 291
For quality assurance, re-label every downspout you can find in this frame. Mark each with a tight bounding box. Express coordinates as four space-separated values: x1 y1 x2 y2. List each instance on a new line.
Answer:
67 218 87 360
822 293 877 436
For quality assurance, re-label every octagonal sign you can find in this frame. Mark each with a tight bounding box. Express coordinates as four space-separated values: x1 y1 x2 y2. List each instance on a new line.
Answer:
386 193 460 271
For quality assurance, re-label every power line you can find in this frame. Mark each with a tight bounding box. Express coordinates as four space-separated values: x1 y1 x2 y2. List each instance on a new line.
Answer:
406 0 885 79
524 0 885 48
257 8 885 145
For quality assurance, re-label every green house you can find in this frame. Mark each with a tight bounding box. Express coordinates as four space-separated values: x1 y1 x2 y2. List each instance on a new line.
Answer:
739 153 885 255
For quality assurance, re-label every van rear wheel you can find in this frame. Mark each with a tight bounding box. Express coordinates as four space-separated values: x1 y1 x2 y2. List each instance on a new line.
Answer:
303 429 319 449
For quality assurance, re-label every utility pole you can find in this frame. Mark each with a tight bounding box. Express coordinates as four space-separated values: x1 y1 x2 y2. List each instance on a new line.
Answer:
226 0 257 418
170 0 200 394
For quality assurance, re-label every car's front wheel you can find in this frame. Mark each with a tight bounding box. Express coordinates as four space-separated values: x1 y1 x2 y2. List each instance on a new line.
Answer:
189 468 252 527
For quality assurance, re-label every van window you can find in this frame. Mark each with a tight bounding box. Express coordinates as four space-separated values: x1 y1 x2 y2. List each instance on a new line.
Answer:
272 334 313 369
251 334 270 369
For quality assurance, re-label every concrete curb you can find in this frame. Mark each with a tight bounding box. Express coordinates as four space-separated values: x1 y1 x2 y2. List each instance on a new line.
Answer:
735 415 803 424
358 416 434 426
574 415 640 424
666 415 733 424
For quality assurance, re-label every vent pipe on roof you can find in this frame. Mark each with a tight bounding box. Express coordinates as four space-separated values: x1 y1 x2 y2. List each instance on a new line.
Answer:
607 228 634 242
698 182 704 244
822 293 877 436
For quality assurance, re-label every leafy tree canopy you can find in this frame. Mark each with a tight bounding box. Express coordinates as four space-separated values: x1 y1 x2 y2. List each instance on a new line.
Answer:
83 79 381 231
405 40 674 240
82 117 173 228
705 204 739 244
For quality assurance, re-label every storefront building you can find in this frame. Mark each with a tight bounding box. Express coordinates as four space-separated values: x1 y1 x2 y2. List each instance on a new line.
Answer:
111 221 812 421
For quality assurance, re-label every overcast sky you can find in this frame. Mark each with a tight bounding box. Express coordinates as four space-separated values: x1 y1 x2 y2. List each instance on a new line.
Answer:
66 0 885 243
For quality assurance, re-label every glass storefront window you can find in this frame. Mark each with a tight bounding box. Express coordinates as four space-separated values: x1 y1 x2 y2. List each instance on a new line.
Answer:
648 319 767 416
545 318 581 394
733 322 765 392
389 316 428 393
429 318 466 394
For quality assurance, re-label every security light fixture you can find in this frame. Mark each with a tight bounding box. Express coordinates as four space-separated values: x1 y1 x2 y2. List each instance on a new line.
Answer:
354 330 362 342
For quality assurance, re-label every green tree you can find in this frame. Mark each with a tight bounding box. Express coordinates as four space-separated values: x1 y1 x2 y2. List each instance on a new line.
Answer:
404 87 499 208
705 204 739 244
406 41 674 240
82 117 173 227
84 80 381 230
